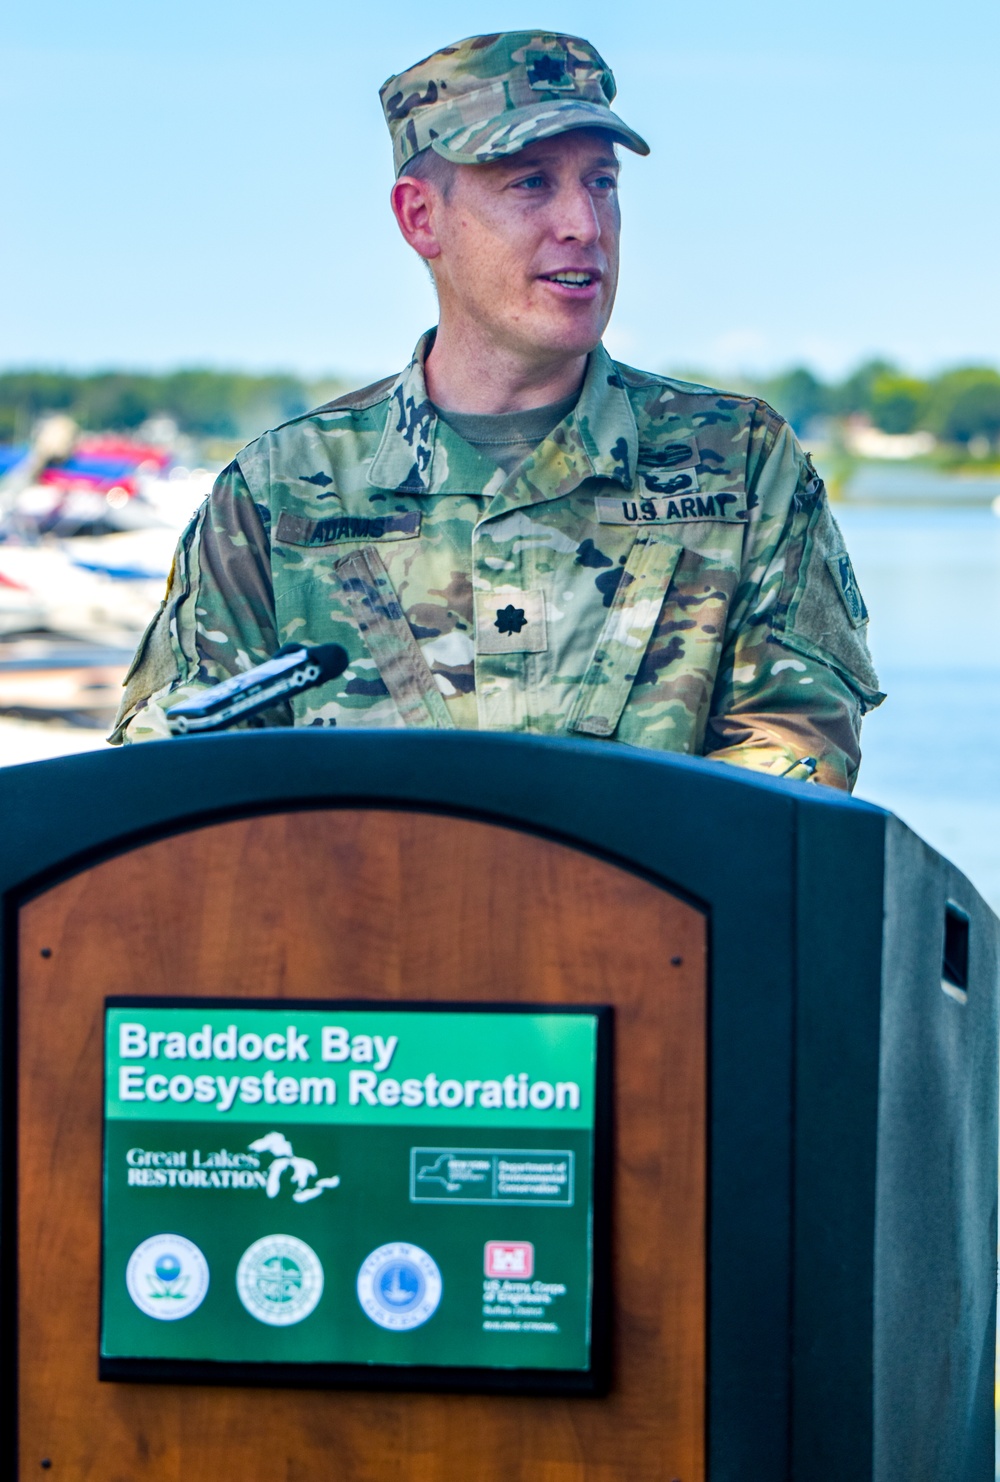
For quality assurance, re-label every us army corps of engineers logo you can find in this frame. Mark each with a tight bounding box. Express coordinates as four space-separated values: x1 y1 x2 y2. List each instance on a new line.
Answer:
236 1234 324 1326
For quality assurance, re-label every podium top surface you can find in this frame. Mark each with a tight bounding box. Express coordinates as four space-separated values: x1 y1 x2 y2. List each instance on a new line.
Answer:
0 728 894 907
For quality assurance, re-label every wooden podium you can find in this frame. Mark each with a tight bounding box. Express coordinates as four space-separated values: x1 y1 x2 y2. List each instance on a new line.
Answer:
0 731 995 1481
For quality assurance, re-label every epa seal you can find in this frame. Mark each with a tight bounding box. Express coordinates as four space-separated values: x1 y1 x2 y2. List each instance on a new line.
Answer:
236 1234 323 1326
357 1242 442 1331
126 1233 209 1320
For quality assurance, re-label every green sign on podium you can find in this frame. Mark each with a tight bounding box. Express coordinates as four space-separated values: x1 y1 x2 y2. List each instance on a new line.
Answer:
101 999 612 1392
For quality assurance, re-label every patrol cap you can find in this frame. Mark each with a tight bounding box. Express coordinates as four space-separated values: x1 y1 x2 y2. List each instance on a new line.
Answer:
381 31 650 178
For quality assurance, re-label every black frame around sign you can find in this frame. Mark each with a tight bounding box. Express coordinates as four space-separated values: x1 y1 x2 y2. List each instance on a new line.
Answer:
98 996 614 1397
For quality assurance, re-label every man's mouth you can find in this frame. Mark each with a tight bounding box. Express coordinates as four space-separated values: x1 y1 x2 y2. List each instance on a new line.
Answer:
540 270 599 287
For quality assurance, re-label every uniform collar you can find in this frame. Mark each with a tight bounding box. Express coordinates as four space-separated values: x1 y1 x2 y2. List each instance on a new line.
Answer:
367 330 637 504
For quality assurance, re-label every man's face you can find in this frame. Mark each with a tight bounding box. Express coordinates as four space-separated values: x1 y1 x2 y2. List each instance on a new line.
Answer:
424 129 621 365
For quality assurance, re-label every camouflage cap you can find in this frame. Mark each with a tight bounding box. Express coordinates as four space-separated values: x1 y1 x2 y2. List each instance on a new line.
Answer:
381 32 650 177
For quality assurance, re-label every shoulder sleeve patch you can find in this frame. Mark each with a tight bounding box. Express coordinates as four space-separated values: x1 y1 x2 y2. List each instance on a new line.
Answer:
778 497 883 703
825 551 869 628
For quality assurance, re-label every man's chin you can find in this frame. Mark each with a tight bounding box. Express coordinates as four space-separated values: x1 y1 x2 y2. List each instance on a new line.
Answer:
512 314 609 365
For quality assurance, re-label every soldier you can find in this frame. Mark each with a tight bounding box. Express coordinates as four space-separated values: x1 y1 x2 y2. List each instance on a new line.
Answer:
112 30 883 789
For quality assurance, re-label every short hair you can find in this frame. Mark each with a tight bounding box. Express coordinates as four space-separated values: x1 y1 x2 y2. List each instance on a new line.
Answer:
398 144 459 198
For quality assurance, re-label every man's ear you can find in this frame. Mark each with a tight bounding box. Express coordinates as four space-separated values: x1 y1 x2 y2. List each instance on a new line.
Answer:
391 177 443 262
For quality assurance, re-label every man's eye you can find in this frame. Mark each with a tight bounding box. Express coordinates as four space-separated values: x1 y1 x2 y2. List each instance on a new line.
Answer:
513 174 547 190
591 174 618 191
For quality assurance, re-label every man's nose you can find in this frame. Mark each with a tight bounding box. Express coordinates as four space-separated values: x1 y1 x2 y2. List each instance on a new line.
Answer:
552 181 601 245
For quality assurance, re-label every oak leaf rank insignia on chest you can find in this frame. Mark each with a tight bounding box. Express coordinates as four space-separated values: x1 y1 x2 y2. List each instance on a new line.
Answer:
474 590 547 654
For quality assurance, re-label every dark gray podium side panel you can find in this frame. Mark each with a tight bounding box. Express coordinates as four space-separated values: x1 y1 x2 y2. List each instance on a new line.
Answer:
874 819 999 1482
792 802 999 1482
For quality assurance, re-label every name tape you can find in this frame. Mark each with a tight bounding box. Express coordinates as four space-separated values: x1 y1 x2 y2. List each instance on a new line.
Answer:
275 510 421 546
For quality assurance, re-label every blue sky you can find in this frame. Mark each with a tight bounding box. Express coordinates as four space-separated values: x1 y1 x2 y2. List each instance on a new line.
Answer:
3 0 997 381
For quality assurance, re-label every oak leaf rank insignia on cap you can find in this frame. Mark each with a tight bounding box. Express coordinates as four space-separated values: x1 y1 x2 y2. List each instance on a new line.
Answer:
380 31 650 177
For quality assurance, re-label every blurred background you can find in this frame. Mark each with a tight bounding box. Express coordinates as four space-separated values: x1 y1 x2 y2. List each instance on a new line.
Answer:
2 0 999 917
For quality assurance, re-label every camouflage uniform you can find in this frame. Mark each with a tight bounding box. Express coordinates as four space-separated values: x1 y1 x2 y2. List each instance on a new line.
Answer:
113 334 883 788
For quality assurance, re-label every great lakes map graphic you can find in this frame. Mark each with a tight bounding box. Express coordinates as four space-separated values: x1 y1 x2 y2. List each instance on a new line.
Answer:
249 1131 341 1202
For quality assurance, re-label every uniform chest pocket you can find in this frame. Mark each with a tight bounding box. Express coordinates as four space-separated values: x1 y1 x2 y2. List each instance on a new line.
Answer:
273 508 423 604
567 524 745 740
567 531 685 738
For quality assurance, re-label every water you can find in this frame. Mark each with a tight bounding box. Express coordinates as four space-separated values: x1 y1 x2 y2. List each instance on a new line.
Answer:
837 506 1000 914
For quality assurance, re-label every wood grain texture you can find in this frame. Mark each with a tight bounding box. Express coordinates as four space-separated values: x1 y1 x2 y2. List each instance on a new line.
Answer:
18 809 706 1481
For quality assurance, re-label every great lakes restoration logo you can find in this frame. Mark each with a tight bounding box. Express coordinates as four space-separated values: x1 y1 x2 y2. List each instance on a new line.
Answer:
125 1233 209 1320
126 1130 340 1203
356 1242 442 1331
236 1234 324 1326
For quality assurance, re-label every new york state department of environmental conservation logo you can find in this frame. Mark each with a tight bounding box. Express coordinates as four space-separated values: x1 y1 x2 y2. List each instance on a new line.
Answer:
236 1234 324 1326
126 1233 209 1320
357 1242 442 1331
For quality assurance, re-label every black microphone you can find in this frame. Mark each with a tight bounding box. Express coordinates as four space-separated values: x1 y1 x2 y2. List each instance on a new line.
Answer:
166 642 350 735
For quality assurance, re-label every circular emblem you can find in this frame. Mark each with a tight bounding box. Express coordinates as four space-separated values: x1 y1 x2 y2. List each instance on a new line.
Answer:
356 1242 442 1331
236 1234 323 1326
126 1233 209 1321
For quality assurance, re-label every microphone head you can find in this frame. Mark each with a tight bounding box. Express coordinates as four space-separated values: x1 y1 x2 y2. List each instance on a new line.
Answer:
307 643 351 682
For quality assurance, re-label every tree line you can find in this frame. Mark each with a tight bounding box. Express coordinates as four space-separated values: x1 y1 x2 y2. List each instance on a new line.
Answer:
1 361 998 449
747 361 1000 445
0 370 345 445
